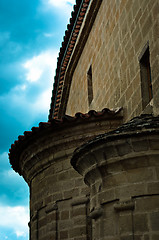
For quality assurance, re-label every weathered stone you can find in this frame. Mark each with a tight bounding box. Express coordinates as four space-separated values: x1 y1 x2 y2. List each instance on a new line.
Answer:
9 0 159 238
134 214 149 232
72 115 159 239
150 212 159 231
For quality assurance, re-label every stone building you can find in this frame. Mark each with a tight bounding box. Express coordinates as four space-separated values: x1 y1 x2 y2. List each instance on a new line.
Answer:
9 0 159 240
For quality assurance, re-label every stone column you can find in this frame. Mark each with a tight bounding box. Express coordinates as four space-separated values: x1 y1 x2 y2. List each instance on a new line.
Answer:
71 115 159 240
9 109 123 240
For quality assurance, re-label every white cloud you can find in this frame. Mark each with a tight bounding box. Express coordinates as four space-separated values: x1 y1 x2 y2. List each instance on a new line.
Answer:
33 87 53 113
21 49 58 116
0 48 58 124
23 50 58 83
0 205 29 238
48 0 75 8
41 0 75 16
3 169 18 179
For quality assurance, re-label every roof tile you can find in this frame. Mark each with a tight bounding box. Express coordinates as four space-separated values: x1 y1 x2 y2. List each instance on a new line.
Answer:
9 108 123 174
48 0 91 120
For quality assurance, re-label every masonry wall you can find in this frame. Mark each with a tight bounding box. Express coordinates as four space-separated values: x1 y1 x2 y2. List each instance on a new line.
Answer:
71 116 159 240
30 156 89 240
18 113 123 240
66 0 159 122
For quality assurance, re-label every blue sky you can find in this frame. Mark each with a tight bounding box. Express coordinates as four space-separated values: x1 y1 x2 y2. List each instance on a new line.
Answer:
0 0 75 239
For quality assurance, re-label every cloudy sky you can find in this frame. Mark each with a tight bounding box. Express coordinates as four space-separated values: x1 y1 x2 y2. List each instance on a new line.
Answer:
0 0 75 239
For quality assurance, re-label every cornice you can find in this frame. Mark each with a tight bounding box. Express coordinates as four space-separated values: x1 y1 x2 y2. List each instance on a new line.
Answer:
48 0 91 120
9 108 123 182
59 0 103 118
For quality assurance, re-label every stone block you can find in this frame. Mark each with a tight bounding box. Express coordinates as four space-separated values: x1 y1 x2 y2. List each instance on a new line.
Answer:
116 141 132 157
75 178 84 187
59 230 68 239
49 182 61 193
126 167 154 183
144 235 150 240
63 187 79 199
69 226 87 238
131 139 149 152
152 234 159 240
150 211 159 231
121 156 149 170
149 137 159 150
38 227 46 238
147 182 159 195
98 188 116 205
73 216 86 226
47 212 56 223
156 167 159 179
120 236 134 240
60 210 70 220
115 183 147 199
58 219 72 231
103 172 127 188
74 237 87 240
142 15 152 39
58 171 71 181
135 196 159 212
44 195 53 205
103 144 118 159
38 217 46 229
80 186 90 196
134 213 148 232
119 214 133 235
47 221 56 232
52 192 63 202
72 206 86 217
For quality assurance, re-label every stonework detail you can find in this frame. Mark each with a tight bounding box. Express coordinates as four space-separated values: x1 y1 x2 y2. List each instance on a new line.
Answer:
71 115 159 240
9 0 159 239
65 0 159 121
9 110 123 240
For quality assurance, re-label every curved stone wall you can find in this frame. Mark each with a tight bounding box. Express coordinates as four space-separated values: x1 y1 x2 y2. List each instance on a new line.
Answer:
71 115 159 240
9 109 123 240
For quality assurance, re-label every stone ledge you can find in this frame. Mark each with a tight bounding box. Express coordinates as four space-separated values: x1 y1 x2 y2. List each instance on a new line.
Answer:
71 196 89 206
45 203 58 214
114 199 135 212
10 109 123 185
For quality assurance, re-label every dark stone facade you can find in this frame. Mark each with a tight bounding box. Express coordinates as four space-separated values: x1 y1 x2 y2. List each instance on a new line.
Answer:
9 109 123 240
71 115 159 240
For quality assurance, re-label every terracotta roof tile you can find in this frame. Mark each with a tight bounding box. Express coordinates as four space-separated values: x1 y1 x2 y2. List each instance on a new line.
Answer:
48 0 91 120
80 12 85 16
9 108 123 174
56 94 61 99
59 81 64 85
58 85 63 90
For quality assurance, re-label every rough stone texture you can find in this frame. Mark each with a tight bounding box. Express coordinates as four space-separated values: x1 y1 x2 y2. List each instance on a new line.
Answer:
10 113 122 240
72 115 159 240
65 0 159 121
9 0 159 239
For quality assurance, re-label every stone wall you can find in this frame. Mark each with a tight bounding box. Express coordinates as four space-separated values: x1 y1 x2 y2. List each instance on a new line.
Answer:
66 0 159 121
71 115 159 240
9 111 123 240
